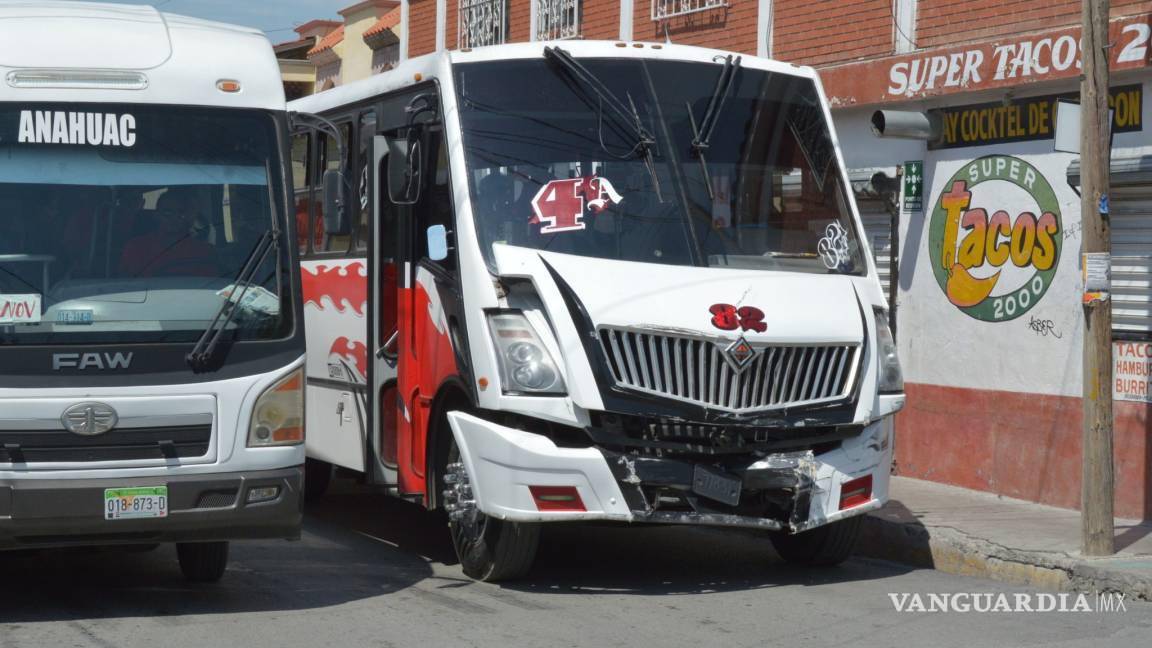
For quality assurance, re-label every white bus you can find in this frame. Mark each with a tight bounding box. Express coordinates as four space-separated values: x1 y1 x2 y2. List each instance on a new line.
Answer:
0 2 305 581
292 41 905 581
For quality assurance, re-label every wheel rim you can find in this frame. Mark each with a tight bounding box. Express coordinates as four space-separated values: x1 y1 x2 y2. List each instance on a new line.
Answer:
444 456 487 550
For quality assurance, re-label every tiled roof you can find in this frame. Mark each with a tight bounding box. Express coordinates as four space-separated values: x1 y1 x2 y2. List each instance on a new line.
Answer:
364 8 401 38
307 25 344 57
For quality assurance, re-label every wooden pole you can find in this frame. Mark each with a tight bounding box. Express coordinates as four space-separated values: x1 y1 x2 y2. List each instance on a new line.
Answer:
1081 0 1114 557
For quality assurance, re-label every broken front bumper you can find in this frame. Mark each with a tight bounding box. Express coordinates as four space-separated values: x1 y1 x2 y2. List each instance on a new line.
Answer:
446 410 894 533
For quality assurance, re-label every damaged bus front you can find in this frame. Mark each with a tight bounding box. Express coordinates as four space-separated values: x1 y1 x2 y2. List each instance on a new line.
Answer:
444 44 905 579
293 41 903 582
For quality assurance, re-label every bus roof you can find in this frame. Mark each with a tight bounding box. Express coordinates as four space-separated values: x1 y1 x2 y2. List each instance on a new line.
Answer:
289 40 817 116
0 1 284 111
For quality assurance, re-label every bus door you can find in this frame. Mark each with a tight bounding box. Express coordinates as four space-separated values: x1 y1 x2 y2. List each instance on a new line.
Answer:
369 132 399 486
375 88 459 498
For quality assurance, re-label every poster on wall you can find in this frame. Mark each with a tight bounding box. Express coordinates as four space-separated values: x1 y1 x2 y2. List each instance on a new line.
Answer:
928 155 1061 322
1114 341 1152 403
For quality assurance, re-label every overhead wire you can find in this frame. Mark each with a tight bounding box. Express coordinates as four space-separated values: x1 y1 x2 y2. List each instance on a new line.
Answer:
889 0 920 51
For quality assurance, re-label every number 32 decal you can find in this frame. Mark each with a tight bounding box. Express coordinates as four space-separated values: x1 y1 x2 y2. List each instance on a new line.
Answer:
709 303 767 333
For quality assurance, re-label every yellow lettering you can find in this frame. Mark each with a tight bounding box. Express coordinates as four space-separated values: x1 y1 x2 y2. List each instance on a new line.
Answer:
1033 211 1059 270
958 208 988 268
940 181 972 270
985 210 1012 266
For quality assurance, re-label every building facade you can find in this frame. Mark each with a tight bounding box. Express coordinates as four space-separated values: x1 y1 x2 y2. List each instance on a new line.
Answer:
306 0 1152 519
821 6 1152 520
275 1 402 96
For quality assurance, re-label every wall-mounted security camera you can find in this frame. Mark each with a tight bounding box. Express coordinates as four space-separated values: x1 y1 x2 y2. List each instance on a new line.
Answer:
871 110 942 141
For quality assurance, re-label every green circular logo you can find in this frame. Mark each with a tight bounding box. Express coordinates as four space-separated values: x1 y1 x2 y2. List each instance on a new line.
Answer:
928 155 1062 322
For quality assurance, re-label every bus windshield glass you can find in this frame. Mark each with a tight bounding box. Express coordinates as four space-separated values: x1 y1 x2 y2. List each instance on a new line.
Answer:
455 57 864 274
0 105 290 345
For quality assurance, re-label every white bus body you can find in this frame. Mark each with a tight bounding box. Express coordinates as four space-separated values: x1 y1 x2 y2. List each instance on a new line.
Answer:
292 41 905 580
0 2 305 582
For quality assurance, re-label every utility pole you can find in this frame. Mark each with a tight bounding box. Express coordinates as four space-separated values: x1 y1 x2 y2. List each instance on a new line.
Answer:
1081 0 1114 557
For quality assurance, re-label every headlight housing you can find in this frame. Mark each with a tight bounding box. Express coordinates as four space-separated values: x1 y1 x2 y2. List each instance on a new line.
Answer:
248 367 304 447
874 309 903 393
488 311 567 395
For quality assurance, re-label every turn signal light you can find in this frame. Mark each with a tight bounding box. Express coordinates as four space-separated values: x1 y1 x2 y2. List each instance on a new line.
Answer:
839 474 873 510
529 486 585 512
217 79 242 93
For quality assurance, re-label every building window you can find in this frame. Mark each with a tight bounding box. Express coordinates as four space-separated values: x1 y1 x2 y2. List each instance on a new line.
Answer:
536 0 580 41
459 0 507 48
651 0 728 21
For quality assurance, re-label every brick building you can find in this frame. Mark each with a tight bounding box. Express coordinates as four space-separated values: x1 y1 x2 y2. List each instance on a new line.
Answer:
303 0 1152 519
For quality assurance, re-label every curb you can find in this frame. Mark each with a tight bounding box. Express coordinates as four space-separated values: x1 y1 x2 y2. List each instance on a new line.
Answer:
855 513 1152 601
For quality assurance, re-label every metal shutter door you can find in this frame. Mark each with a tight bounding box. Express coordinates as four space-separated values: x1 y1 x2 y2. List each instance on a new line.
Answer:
857 196 893 287
1111 183 1152 334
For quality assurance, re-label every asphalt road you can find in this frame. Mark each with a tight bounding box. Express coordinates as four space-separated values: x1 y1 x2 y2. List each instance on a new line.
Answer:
1 481 1149 648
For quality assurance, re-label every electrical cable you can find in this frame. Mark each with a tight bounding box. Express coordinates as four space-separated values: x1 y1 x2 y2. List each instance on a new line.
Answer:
890 0 919 51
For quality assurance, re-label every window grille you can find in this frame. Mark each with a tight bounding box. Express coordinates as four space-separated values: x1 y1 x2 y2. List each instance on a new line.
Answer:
536 0 580 41
651 0 728 21
459 0 506 48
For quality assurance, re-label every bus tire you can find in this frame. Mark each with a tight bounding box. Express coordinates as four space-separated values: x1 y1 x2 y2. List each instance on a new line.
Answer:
769 515 862 567
176 541 229 583
444 440 539 582
304 458 332 500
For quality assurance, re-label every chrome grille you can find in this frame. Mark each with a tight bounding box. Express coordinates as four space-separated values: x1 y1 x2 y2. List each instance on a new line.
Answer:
599 328 859 412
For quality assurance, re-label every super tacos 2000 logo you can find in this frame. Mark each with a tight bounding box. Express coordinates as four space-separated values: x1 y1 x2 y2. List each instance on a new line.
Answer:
929 155 1061 322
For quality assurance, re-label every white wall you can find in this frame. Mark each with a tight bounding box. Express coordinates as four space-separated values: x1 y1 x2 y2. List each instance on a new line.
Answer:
832 79 1152 398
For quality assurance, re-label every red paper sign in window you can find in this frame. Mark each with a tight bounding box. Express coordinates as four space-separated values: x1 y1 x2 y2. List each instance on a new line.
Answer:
529 176 623 233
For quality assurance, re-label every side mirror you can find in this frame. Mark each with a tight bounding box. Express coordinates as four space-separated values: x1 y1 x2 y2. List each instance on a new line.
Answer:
322 168 348 234
388 130 423 205
427 224 449 261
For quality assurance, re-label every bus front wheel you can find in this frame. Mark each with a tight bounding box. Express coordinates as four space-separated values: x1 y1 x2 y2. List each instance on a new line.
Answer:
769 515 863 567
443 441 539 582
176 541 229 583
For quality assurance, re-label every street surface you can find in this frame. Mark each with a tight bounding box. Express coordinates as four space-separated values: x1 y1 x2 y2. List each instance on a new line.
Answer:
1 480 1149 648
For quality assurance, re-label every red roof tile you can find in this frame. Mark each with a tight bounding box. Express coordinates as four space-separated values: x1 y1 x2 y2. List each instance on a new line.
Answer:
307 25 344 57
364 8 401 38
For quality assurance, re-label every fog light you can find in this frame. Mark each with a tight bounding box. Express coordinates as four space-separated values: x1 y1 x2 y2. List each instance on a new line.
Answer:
247 486 280 504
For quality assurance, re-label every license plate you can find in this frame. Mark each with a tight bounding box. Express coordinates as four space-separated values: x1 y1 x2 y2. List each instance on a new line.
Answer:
104 486 168 520
692 465 742 506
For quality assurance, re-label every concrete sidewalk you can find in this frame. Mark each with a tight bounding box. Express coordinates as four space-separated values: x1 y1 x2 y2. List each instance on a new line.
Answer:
856 476 1152 600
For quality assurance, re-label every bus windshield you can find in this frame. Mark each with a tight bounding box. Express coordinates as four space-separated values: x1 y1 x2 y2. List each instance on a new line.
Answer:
0 105 290 345
455 57 864 275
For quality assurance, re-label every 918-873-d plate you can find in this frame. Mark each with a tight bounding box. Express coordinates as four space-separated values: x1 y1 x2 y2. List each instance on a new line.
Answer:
692 464 742 506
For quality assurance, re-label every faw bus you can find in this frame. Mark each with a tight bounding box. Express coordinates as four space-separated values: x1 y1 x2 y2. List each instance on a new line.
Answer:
0 2 305 581
291 40 905 581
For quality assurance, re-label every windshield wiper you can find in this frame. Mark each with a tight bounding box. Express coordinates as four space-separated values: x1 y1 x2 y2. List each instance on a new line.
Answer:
543 46 663 201
686 54 741 199
186 228 278 371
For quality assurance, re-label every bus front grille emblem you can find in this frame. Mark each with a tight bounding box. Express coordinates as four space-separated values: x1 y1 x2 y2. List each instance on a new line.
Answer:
61 402 119 436
722 336 759 373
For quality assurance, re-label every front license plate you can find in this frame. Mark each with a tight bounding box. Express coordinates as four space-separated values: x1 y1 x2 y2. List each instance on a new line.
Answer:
692 465 742 506
104 486 168 520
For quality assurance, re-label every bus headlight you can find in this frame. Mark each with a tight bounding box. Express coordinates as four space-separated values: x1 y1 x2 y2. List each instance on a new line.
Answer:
488 312 566 395
248 367 304 446
874 309 904 394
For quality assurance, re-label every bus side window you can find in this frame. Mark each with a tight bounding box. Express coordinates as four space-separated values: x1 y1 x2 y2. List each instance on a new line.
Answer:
290 132 312 255
317 123 353 253
416 134 454 268
354 110 375 251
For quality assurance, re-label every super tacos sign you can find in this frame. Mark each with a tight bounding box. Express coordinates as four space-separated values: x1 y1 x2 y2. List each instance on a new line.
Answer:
929 155 1061 322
